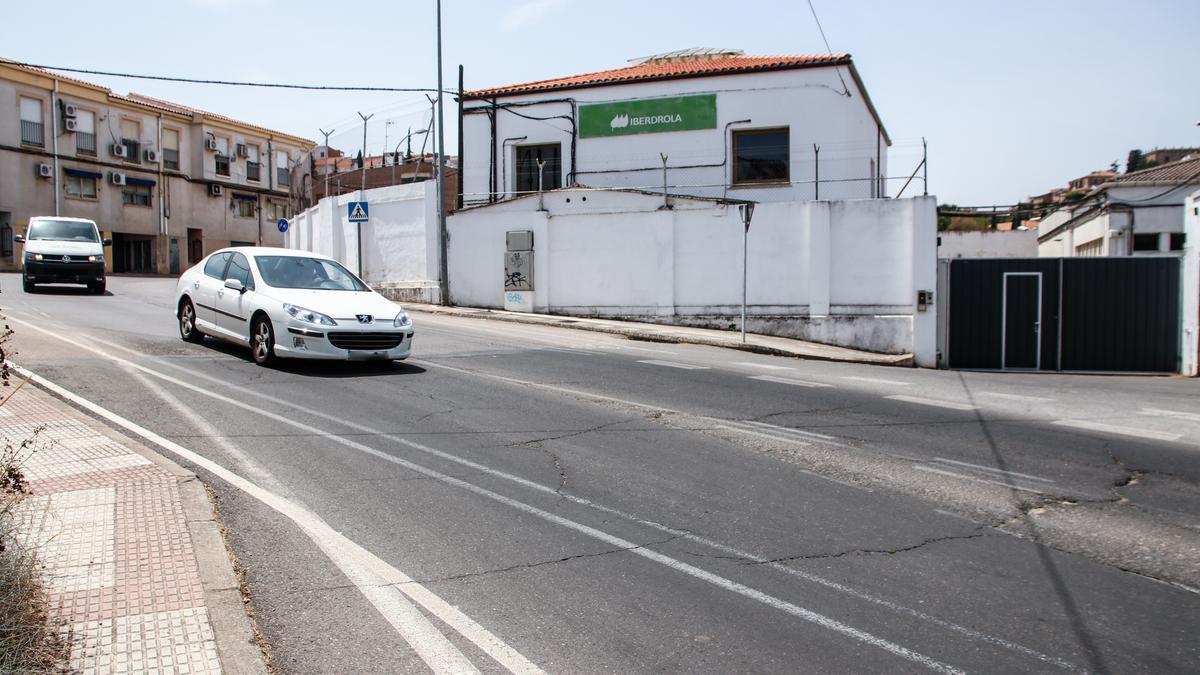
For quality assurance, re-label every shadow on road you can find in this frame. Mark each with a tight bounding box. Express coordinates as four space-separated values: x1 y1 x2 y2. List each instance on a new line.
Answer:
196 337 424 378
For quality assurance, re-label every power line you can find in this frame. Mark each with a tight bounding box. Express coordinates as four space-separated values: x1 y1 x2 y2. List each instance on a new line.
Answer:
2 59 453 94
804 0 850 97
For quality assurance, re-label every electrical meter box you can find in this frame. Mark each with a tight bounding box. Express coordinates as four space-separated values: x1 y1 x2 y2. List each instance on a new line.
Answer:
506 230 534 251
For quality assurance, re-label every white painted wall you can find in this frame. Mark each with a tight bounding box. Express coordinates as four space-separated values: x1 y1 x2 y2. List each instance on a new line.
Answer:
939 229 1038 259
1183 190 1199 376
448 190 936 362
462 66 888 206
285 182 442 303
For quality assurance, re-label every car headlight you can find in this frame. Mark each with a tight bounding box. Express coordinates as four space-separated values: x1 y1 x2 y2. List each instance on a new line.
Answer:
88 255 103 263
25 252 43 262
284 303 337 326
393 309 412 328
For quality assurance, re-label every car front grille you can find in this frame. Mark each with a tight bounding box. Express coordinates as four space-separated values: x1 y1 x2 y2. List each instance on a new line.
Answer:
327 331 406 351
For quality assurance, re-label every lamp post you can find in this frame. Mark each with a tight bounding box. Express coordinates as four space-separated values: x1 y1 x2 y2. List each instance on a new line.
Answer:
739 203 755 343
392 128 429 185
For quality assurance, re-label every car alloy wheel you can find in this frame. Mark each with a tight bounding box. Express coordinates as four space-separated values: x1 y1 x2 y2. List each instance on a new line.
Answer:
252 316 276 366
179 300 203 343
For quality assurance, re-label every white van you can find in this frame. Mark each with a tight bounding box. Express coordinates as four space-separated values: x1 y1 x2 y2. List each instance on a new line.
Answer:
15 216 110 294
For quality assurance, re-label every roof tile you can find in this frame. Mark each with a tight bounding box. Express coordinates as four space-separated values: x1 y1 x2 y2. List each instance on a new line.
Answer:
1114 156 1200 184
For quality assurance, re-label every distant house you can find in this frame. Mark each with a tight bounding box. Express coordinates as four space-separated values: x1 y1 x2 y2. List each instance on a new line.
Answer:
1143 148 1198 166
1038 157 1200 257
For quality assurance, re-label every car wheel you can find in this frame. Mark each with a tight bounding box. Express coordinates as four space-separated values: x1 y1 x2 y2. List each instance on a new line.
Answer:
251 316 277 366
90 280 106 295
179 299 204 343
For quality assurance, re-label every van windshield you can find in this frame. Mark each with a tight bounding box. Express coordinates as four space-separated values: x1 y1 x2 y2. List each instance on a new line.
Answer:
27 220 99 242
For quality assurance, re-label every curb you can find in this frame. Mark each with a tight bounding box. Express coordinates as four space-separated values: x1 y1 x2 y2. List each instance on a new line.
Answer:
23 383 268 675
405 304 913 367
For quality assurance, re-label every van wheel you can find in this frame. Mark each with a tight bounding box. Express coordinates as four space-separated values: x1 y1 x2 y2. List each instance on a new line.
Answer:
22 275 34 293
90 280 106 295
251 316 277 366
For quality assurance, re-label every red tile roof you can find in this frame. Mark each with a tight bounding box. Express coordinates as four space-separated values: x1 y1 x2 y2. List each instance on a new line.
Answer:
464 53 852 98
1113 156 1200 184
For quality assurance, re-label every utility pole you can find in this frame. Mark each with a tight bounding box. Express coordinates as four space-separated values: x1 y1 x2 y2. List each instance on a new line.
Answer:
739 203 755 343
436 0 449 305
383 121 394 169
358 112 373 197
318 127 334 202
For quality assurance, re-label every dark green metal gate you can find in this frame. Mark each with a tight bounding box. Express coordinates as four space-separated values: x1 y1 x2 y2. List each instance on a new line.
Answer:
947 257 1180 372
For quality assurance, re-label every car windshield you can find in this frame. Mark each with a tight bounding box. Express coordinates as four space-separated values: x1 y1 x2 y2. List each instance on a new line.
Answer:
254 255 368 291
27 219 99 242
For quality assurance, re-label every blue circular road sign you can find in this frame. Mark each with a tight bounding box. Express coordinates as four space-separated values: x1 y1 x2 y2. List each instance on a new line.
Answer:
277 218 289 233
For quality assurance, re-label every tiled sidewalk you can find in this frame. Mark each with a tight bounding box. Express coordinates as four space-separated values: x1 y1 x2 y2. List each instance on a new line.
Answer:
6 383 263 674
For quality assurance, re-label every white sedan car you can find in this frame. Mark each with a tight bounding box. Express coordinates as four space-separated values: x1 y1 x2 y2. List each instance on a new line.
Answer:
174 247 413 365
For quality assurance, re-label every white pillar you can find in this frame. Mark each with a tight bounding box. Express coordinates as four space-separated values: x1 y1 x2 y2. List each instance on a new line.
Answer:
808 201 831 316
655 210 676 317
911 196 939 368
1182 190 1199 376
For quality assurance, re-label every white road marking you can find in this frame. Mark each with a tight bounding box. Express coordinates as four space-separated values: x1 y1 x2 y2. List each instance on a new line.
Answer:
977 392 1053 403
885 395 979 411
9 320 963 674
734 362 795 371
609 344 678 355
11 317 1083 672
739 420 840 442
15 365 523 675
913 466 1046 494
714 424 809 447
637 359 709 370
929 458 1057 485
540 346 602 356
1140 408 1200 423
749 375 832 388
1052 419 1182 442
842 376 911 386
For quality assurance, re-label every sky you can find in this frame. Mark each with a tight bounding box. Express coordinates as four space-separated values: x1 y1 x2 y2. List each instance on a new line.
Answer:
3 0 1197 205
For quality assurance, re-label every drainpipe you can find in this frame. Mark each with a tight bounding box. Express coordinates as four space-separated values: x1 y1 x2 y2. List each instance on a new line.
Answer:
157 113 165 236
51 80 60 216
488 98 498 203
456 65 464 210
266 139 273 246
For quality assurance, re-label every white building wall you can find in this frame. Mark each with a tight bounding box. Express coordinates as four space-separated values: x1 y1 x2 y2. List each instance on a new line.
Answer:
939 230 1038 259
462 66 887 206
1183 190 1199 376
447 191 936 361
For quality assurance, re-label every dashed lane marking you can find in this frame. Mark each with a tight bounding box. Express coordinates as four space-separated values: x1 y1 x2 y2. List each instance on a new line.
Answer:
929 458 1057 485
749 375 833 388
912 466 1047 494
977 392 1053 403
842 376 912 386
885 395 979 411
637 359 709 370
734 362 796 371
1052 419 1183 442
1140 408 1200 423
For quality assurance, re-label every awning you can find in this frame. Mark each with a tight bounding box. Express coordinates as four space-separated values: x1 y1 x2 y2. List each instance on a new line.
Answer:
63 167 102 179
231 193 258 202
126 177 156 187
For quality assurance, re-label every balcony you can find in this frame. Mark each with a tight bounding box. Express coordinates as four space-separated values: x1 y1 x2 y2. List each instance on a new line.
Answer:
246 161 261 182
21 120 44 146
76 132 97 156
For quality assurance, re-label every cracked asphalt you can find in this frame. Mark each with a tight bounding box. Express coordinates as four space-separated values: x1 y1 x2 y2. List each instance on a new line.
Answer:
4 274 1199 674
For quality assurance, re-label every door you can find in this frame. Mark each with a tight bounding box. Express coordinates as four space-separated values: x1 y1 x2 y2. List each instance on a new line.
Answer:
187 228 204 266
215 251 254 340
193 252 232 331
169 238 180 276
1002 273 1041 370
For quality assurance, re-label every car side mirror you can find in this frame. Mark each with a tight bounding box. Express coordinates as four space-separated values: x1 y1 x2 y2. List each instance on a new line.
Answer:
224 278 246 294
102 238 112 246
13 234 24 243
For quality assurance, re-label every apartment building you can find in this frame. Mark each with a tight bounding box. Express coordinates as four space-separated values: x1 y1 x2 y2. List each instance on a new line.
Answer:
0 60 313 274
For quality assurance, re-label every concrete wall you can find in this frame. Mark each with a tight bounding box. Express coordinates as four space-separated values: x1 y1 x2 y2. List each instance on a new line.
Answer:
462 66 888 206
939 229 1038 259
286 182 442 304
447 191 936 362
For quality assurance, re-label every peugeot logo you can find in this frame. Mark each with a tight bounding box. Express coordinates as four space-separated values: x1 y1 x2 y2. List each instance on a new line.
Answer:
356 314 373 324
63 255 72 263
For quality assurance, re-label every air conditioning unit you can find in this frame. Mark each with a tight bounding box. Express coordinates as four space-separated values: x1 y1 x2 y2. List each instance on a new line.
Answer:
111 143 127 159
110 172 126 186
61 102 77 118
236 143 249 158
209 183 223 197
144 149 159 163
37 163 52 178
63 118 78 132
205 138 219 151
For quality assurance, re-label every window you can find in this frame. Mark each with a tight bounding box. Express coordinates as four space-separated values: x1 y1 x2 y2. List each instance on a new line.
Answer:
1075 239 1103 257
245 145 260 181
732 127 789 184
75 110 97 156
120 119 141 163
515 143 561 193
20 97 43 146
65 174 98 200
233 194 256 218
122 183 152 207
203 252 232 279
1132 233 1160 252
215 137 231 176
268 203 287 222
1170 232 1185 251
275 150 290 186
224 252 255 290
163 128 180 170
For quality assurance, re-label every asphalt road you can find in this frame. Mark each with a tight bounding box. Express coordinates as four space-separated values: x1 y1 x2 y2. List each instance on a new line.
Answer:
4 274 1199 674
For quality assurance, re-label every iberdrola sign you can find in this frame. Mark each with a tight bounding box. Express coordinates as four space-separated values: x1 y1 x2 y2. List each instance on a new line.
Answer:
579 94 717 138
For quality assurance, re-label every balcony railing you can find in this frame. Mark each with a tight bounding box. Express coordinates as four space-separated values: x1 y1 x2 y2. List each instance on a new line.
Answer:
276 167 289 186
122 139 141 163
76 132 97 156
246 161 261 182
163 148 179 170
21 120 44 146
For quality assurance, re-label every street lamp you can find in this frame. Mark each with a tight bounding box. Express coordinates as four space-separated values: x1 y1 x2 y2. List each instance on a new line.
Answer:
392 128 430 185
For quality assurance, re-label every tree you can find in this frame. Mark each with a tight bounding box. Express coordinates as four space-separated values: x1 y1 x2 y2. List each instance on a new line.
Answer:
1126 149 1145 173
355 150 363 169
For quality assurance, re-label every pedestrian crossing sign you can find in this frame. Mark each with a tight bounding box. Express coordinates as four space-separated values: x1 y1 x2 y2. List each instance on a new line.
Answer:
348 201 369 222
